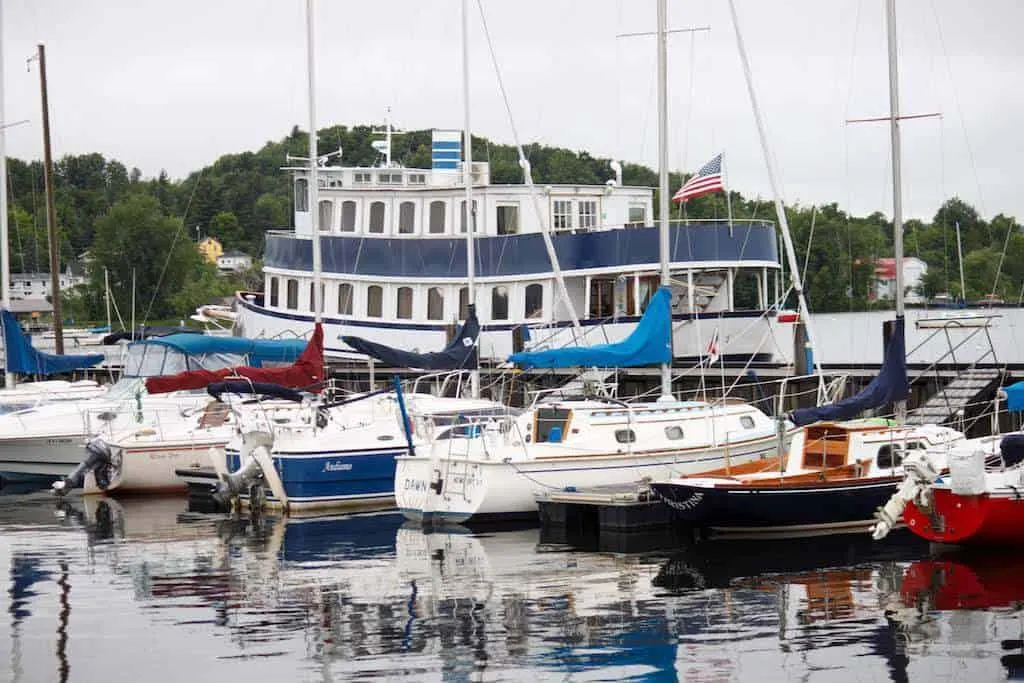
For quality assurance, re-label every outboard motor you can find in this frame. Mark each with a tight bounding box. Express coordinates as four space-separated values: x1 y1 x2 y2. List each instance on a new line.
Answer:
1001 433 1024 469
52 437 116 495
212 431 274 508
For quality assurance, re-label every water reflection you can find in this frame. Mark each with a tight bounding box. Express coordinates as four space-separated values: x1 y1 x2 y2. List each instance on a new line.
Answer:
2 491 1024 681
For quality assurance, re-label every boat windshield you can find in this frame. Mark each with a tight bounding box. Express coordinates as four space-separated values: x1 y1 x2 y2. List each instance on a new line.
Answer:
122 343 246 378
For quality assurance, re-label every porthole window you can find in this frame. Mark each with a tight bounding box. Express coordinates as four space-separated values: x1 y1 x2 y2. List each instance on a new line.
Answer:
877 444 903 469
615 429 636 444
740 416 755 429
665 425 684 440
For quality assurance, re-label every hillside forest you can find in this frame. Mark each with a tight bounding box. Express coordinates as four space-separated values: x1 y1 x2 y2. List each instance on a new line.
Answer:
5 124 1021 324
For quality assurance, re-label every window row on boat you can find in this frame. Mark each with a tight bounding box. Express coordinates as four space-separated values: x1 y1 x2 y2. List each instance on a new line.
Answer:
261 273 710 323
266 276 551 323
294 187 652 237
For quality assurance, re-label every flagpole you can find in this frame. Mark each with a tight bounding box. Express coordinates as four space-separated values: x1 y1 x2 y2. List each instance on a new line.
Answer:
722 151 734 237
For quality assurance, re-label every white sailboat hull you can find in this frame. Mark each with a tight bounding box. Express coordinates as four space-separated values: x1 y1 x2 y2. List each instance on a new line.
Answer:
395 433 779 524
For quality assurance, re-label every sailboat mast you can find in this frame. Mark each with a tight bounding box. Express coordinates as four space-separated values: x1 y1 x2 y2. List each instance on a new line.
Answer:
37 44 63 355
885 0 906 421
886 0 904 320
306 0 322 325
726 0 826 400
655 0 672 400
461 0 479 399
0 0 11 389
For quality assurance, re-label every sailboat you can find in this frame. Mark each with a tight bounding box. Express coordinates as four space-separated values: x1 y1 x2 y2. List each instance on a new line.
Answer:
394 287 781 524
648 0 970 534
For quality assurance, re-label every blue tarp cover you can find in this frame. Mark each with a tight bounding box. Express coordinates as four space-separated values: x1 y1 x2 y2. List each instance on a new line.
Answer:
1 309 104 375
342 309 479 370
789 316 909 426
1004 382 1024 412
135 333 307 367
507 287 672 370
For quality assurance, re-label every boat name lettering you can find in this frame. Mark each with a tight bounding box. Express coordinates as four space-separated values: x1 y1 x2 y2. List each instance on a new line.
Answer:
662 491 704 511
323 461 353 472
404 479 429 492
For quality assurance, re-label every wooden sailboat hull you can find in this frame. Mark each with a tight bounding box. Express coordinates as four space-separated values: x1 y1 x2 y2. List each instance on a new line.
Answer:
651 476 901 532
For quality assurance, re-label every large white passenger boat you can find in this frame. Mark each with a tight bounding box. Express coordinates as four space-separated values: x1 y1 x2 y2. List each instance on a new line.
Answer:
234 129 793 364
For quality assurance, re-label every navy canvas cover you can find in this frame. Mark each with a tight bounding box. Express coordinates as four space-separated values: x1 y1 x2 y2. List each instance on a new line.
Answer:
1 309 104 375
789 316 909 426
507 287 672 370
341 309 479 371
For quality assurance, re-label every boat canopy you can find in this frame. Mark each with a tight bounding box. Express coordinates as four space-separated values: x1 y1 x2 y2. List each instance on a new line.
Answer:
138 333 307 367
341 309 479 371
1 309 104 376
145 325 323 394
789 317 909 427
507 287 672 370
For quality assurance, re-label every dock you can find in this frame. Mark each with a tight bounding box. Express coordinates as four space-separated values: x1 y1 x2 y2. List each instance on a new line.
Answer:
535 481 678 532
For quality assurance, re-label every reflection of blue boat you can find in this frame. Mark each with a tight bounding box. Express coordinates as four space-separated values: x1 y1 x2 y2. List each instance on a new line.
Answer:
272 511 404 563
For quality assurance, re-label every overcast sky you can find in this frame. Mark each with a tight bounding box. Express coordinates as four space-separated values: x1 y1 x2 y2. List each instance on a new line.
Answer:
3 0 1021 223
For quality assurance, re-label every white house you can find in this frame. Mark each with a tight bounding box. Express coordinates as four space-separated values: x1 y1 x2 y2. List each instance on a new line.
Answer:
874 257 928 304
217 251 253 273
8 267 87 301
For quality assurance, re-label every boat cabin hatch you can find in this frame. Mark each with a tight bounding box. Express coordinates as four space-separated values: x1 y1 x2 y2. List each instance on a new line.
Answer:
801 424 852 469
534 407 572 443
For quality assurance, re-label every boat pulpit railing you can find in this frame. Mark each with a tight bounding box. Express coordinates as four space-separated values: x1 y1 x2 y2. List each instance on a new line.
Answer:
775 372 847 418
424 411 522 462
409 370 476 399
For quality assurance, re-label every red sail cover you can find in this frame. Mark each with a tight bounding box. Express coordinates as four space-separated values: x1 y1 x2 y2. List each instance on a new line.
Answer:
145 325 324 394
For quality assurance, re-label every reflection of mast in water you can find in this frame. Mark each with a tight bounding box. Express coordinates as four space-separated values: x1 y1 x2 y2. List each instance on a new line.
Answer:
56 560 70 683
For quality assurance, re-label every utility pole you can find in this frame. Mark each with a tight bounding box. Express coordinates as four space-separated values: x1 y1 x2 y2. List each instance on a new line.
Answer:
36 44 63 354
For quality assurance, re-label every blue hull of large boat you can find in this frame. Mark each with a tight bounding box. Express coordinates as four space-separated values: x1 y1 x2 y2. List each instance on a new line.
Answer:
227 446 401 505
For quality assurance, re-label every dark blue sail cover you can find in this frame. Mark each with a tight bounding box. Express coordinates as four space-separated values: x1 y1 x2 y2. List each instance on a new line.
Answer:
789 316 908 426
1 309 104 375
341 308 479 371
507 287 672 370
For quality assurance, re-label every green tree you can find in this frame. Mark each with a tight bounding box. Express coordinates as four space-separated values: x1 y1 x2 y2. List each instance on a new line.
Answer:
167 260 236 318
208 211 244 248
89 195 200 321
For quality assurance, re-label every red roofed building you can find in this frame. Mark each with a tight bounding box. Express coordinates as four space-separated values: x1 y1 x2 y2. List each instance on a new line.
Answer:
873 256 928 303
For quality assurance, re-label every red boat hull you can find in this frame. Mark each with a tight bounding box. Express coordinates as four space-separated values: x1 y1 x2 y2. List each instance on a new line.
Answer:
904 488 1024 544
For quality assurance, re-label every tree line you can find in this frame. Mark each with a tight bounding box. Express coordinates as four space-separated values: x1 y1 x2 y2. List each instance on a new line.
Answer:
5 123 1020 323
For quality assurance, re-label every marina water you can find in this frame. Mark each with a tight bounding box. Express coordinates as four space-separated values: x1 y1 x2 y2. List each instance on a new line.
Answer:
1 486 1019 681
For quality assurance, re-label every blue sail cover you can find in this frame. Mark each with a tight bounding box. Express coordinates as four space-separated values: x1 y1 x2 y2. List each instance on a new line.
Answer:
789 316 909 426
508 287 673 370
341 309 479 370
1 309 104 375
1004 382 1024 412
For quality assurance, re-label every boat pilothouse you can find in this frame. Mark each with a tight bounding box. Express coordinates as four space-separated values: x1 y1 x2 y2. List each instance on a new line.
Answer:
235 127 793 364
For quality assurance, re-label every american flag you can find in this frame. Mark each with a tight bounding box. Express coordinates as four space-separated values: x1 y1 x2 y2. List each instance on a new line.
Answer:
672 153 724 203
